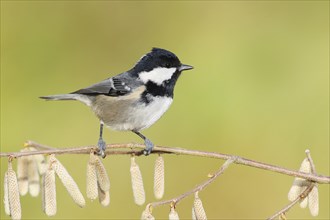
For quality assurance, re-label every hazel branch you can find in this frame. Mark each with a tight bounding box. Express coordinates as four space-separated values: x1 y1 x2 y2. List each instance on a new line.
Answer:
0 140 329 184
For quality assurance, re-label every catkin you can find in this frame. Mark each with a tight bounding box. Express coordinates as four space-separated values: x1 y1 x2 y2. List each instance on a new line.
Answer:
44 168 56 216
299 158 312 173
130 156 146 205
28 147 47 175
193 192 207 220
49 155 86 207
95 156 110 192
154 155 165 199
98 183 110 207
7 161 22 220
86 153 98 200
33 154 47 175
288 179 306 202
308 185 319 216
288 158 311 201
17 155 29 196
3 172 10 215
28 159 40 197
169 207 180 220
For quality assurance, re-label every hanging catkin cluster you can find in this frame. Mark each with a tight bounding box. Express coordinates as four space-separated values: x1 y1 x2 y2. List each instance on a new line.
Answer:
4 160 21 220
17 147 47 197
41 154 86 216
130 156 146 205
86 152 110 206
287 156 319 216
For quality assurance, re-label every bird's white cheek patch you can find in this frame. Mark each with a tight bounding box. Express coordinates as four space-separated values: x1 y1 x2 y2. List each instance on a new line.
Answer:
139 67 176 85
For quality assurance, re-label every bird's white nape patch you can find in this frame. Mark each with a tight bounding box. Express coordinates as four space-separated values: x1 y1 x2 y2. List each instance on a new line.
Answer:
139 67 176 85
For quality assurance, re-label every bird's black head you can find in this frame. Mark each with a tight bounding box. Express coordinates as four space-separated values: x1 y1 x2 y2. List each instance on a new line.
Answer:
133 48 193 101
133 48 192 73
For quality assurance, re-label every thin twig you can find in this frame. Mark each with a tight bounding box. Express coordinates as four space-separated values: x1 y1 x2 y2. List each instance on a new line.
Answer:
149 157 235 208
267 183 315 220
0 140 329 184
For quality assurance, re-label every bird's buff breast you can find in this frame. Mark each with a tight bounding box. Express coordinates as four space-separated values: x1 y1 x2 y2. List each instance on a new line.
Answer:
91 87 173 131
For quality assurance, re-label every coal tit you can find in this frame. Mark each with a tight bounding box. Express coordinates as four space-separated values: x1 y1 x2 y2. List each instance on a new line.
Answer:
40 48 193 157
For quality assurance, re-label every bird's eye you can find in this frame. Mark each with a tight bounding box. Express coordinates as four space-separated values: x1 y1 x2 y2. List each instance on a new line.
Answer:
165 63 171 68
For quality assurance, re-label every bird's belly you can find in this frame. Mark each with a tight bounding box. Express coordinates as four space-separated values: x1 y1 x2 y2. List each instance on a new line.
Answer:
92 95 173 131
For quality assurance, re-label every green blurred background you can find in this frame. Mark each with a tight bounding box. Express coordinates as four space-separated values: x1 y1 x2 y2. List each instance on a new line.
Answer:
1 1 329 219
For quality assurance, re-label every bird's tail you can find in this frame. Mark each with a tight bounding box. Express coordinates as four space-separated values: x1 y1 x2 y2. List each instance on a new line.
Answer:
39 94 77 101
40 94 92 106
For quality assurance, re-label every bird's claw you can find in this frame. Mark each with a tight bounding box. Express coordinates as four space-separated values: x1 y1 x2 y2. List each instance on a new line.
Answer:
142 139 154 156
97 138 106 158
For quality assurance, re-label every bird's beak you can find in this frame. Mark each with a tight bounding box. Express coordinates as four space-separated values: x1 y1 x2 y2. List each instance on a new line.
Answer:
178 64 193 72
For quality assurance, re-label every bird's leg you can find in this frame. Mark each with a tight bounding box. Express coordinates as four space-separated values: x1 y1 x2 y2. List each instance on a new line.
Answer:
132 130 154 156
97 122 106 158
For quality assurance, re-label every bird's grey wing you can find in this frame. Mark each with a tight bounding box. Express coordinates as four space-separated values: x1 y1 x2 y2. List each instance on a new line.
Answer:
72 73 141 97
